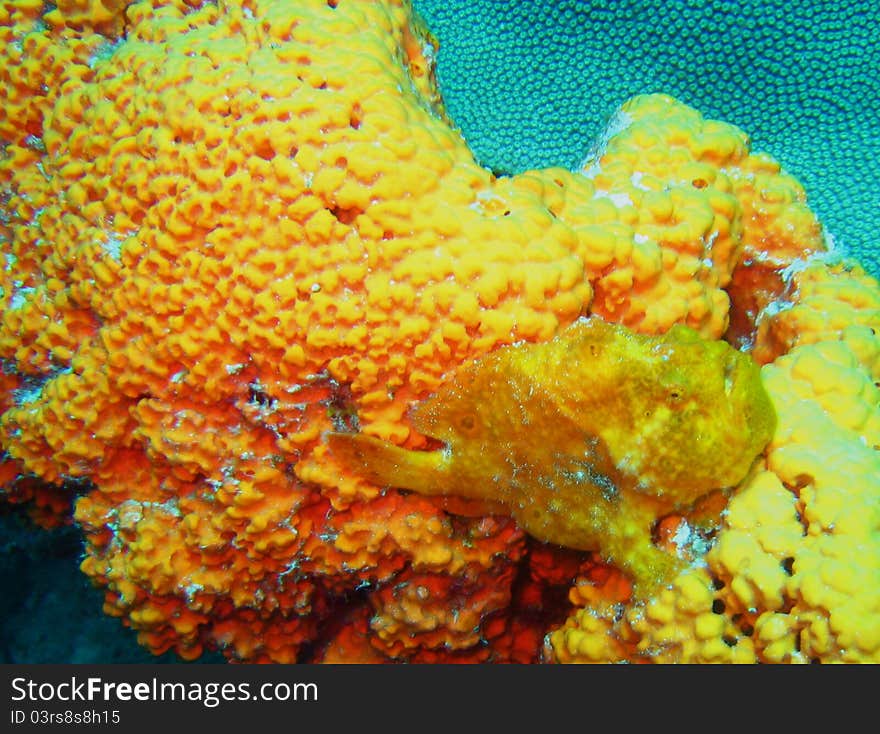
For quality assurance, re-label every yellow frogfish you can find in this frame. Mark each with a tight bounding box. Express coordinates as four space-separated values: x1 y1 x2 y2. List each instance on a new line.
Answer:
328 317 776 596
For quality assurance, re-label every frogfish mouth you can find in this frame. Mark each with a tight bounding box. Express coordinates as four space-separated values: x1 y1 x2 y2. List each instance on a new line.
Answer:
328 316 776 596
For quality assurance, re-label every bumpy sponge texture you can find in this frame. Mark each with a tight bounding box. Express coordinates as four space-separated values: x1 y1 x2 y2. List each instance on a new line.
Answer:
413 0 880 278
1 0 876 663
548 264 880 663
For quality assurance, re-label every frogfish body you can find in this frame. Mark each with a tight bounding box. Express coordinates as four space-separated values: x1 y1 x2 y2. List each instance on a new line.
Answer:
328 316 776 595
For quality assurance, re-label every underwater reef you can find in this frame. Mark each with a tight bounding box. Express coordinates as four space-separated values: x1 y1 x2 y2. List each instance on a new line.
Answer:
0 0 878 663
414 0 880 279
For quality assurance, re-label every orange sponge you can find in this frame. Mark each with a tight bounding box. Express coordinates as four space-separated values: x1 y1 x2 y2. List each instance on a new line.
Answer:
1 0 875 662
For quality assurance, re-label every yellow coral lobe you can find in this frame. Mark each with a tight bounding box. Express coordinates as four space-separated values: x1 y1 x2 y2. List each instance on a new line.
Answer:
329 317 775 594
3 0 873 662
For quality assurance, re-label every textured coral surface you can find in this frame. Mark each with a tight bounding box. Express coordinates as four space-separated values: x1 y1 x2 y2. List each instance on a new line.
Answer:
329 317 776 597
414 0 880 278
551 269 880 663
1 0 877 663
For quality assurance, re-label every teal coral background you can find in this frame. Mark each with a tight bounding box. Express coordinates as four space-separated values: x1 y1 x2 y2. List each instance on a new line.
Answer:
2 0 877 666
413 0 880 277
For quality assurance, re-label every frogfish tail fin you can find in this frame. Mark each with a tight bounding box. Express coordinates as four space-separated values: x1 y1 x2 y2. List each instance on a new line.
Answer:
326 432 449 496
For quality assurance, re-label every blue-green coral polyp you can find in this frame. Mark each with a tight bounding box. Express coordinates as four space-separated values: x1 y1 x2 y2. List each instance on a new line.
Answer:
328 316 777 594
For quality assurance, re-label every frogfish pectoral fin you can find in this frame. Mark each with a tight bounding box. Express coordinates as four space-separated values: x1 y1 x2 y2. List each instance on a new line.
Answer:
326 431 450 496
